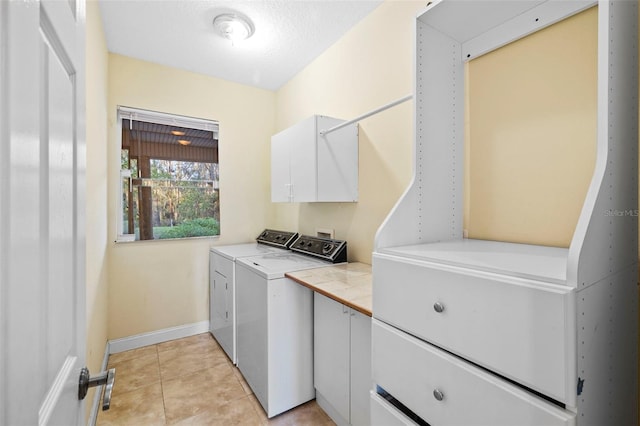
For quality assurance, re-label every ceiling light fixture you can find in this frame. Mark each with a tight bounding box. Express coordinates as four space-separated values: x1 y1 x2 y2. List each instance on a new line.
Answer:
178 139 191 146
213 12 254 45
171 130 186 136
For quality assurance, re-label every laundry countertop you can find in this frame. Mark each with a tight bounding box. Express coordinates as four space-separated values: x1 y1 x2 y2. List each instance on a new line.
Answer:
285 262 372 317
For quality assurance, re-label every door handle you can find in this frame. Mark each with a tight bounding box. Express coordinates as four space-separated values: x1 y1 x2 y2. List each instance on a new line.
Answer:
78 367 116 411
433 301 445 313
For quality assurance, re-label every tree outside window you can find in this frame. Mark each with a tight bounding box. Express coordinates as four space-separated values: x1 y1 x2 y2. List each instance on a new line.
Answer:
118 108 220 241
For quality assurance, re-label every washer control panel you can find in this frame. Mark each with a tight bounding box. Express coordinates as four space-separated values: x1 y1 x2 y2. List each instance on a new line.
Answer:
256 229 298 249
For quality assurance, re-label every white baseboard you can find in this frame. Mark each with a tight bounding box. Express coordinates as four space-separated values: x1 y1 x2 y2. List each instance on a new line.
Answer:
316 391 349 426
108 320 210 354
87 320 210 425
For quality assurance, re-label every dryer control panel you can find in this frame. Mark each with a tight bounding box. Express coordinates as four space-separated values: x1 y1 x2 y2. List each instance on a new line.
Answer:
290 235 347 263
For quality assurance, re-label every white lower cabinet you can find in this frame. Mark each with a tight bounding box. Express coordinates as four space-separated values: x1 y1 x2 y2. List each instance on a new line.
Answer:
314 293 371 426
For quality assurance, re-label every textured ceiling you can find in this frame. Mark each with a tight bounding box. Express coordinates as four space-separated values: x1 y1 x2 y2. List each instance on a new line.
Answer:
98 0 384 91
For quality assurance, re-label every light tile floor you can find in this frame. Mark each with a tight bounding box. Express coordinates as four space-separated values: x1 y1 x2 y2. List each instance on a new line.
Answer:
97 333 335 425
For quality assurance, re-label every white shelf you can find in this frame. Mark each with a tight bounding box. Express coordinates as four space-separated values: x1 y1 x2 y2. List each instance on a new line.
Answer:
372 0 638 423
418 0 595 60
379 239 568 285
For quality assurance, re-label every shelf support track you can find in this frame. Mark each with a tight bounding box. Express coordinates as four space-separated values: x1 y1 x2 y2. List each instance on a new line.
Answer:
319 94 413 136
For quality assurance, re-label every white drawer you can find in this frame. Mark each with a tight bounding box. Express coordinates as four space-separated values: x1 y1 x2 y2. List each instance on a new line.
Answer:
373 253 575 404
211 252 233 279
372 320 576 426
370 392 418 426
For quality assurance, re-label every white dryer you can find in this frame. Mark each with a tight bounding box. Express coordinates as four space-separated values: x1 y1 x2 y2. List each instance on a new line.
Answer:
209 229 297 364
235 235 347 418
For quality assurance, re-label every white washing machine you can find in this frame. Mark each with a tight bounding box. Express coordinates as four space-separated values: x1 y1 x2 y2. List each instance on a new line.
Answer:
235 235 347 418
209 229 297 364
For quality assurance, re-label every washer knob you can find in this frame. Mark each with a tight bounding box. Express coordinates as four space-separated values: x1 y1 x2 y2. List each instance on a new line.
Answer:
433 302 445 313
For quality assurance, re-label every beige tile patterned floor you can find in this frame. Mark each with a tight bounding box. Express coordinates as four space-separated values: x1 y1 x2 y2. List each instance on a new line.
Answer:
97 333 335 425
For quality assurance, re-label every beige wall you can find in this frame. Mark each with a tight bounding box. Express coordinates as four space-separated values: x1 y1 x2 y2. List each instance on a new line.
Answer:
273 1 600 261
107 54 276 339
85 0 109 417
465 7 597 248
89 0 634 346
273 1 426 264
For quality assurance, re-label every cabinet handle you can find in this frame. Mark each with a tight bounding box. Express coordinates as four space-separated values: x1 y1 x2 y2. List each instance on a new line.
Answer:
433 388 445 401
433 301 445 313
285 183 293 201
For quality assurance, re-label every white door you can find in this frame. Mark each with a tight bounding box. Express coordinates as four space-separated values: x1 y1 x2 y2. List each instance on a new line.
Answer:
0 0 86 424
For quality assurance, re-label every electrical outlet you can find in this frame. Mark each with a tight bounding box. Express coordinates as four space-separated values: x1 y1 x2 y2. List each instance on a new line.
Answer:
316 228 335 239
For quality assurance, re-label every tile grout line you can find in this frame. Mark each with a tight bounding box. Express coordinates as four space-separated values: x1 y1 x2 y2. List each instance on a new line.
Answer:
98 333 334 425
156 345 169 425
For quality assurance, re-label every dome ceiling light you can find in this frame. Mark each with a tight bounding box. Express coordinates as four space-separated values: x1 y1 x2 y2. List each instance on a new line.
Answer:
213 13 254 45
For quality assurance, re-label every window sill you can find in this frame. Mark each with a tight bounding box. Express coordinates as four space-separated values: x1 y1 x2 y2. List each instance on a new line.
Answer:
114 235 220 244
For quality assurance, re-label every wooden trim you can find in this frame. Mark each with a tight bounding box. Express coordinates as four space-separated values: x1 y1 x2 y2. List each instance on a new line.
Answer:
125 139 218 163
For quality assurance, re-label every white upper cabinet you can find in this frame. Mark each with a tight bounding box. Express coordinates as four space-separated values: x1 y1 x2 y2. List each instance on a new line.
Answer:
271 115 358 203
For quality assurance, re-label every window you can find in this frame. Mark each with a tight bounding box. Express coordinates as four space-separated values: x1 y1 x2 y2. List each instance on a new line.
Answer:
117 107 220 241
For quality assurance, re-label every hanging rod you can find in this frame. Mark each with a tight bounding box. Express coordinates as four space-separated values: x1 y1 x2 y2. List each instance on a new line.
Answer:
319 94 413 136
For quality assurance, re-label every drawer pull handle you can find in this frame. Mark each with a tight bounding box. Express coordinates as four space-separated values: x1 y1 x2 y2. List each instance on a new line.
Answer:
433 302 445 313
433 389 445 401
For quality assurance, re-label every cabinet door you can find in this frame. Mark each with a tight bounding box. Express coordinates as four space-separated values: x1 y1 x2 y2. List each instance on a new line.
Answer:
271 115 359 203
210 261 226 331
314 293 350 422
288 116 317 202
271 129 291 202
316 116 358 202
212 270 233 360
350 309 372 426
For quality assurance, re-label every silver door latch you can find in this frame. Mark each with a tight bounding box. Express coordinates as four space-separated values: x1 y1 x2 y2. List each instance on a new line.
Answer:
78 367 116 410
